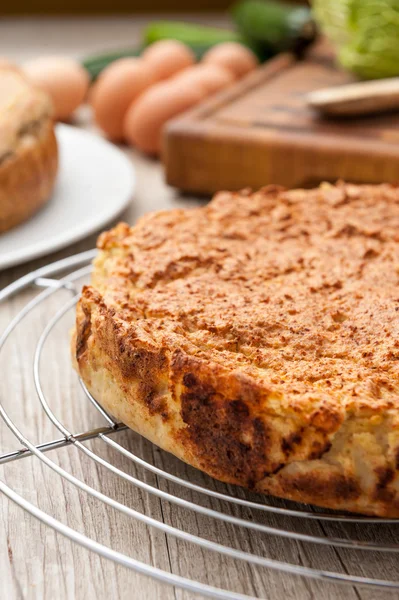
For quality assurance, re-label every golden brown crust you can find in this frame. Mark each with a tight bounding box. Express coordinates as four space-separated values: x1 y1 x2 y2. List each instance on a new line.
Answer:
73 182 399 516
0 68 58 233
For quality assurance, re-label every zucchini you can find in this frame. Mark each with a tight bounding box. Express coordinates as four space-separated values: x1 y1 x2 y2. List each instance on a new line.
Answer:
232 0 317 55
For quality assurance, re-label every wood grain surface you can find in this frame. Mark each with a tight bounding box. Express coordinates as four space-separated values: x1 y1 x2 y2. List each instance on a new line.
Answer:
1 17 399 600
164 39 399 194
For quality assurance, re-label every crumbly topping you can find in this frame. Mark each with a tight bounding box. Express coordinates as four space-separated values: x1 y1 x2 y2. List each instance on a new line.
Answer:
93 182 399 415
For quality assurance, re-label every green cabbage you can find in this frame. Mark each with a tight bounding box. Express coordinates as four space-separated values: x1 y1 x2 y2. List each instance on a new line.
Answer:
312 0 399 79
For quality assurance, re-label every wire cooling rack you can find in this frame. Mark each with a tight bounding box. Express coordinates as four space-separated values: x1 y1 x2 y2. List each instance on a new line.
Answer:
1 250 399 600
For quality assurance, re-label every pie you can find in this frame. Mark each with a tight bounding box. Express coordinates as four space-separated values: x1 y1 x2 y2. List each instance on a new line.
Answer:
0 67 58 233
72 182 399 517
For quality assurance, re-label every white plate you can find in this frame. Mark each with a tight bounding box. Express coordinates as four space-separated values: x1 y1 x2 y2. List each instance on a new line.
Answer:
0 124 135 271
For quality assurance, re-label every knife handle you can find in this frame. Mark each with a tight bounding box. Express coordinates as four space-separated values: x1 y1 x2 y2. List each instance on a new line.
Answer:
307 77 399 117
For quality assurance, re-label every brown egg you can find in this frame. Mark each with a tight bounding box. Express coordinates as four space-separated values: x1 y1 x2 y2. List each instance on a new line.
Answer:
124 80 206 155
172 63 235 95
91 58 155 140
22 56 89 120
0 58 20 72
142 40 195 81
202 42 259 79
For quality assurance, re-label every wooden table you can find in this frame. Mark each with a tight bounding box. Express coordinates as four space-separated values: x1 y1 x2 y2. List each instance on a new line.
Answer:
1 17 398 600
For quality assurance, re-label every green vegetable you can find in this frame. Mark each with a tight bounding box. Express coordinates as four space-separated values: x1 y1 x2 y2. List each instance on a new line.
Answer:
83 2 318 82
232 0 317 56
82 48 142 81
144 21 244 48
312 0 399 79
144 21 266 60
82 22 259 81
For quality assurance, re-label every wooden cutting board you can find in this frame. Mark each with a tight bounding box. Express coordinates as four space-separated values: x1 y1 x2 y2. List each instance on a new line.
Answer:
163 41 399 194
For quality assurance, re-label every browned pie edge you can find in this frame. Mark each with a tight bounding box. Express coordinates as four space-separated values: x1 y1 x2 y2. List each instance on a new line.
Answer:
0 117 58 234
72 282 399 518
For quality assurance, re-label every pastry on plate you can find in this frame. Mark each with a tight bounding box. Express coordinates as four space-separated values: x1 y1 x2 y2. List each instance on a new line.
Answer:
72 182 399 517
0 67 58 233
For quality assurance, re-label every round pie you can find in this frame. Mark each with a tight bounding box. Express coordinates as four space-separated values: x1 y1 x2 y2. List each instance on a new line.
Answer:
0 67 58 234
73 182 399 517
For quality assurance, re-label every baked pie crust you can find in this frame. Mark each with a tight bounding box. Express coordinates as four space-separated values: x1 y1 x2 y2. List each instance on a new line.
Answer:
73 182 399 516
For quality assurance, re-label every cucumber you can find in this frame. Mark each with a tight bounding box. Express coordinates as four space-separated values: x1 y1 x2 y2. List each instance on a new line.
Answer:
82 47 142 81
82 40 260 82
81 41 236 82
143 21 244 48
81 34 247 82
82 6 317 82
143 20 264 61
